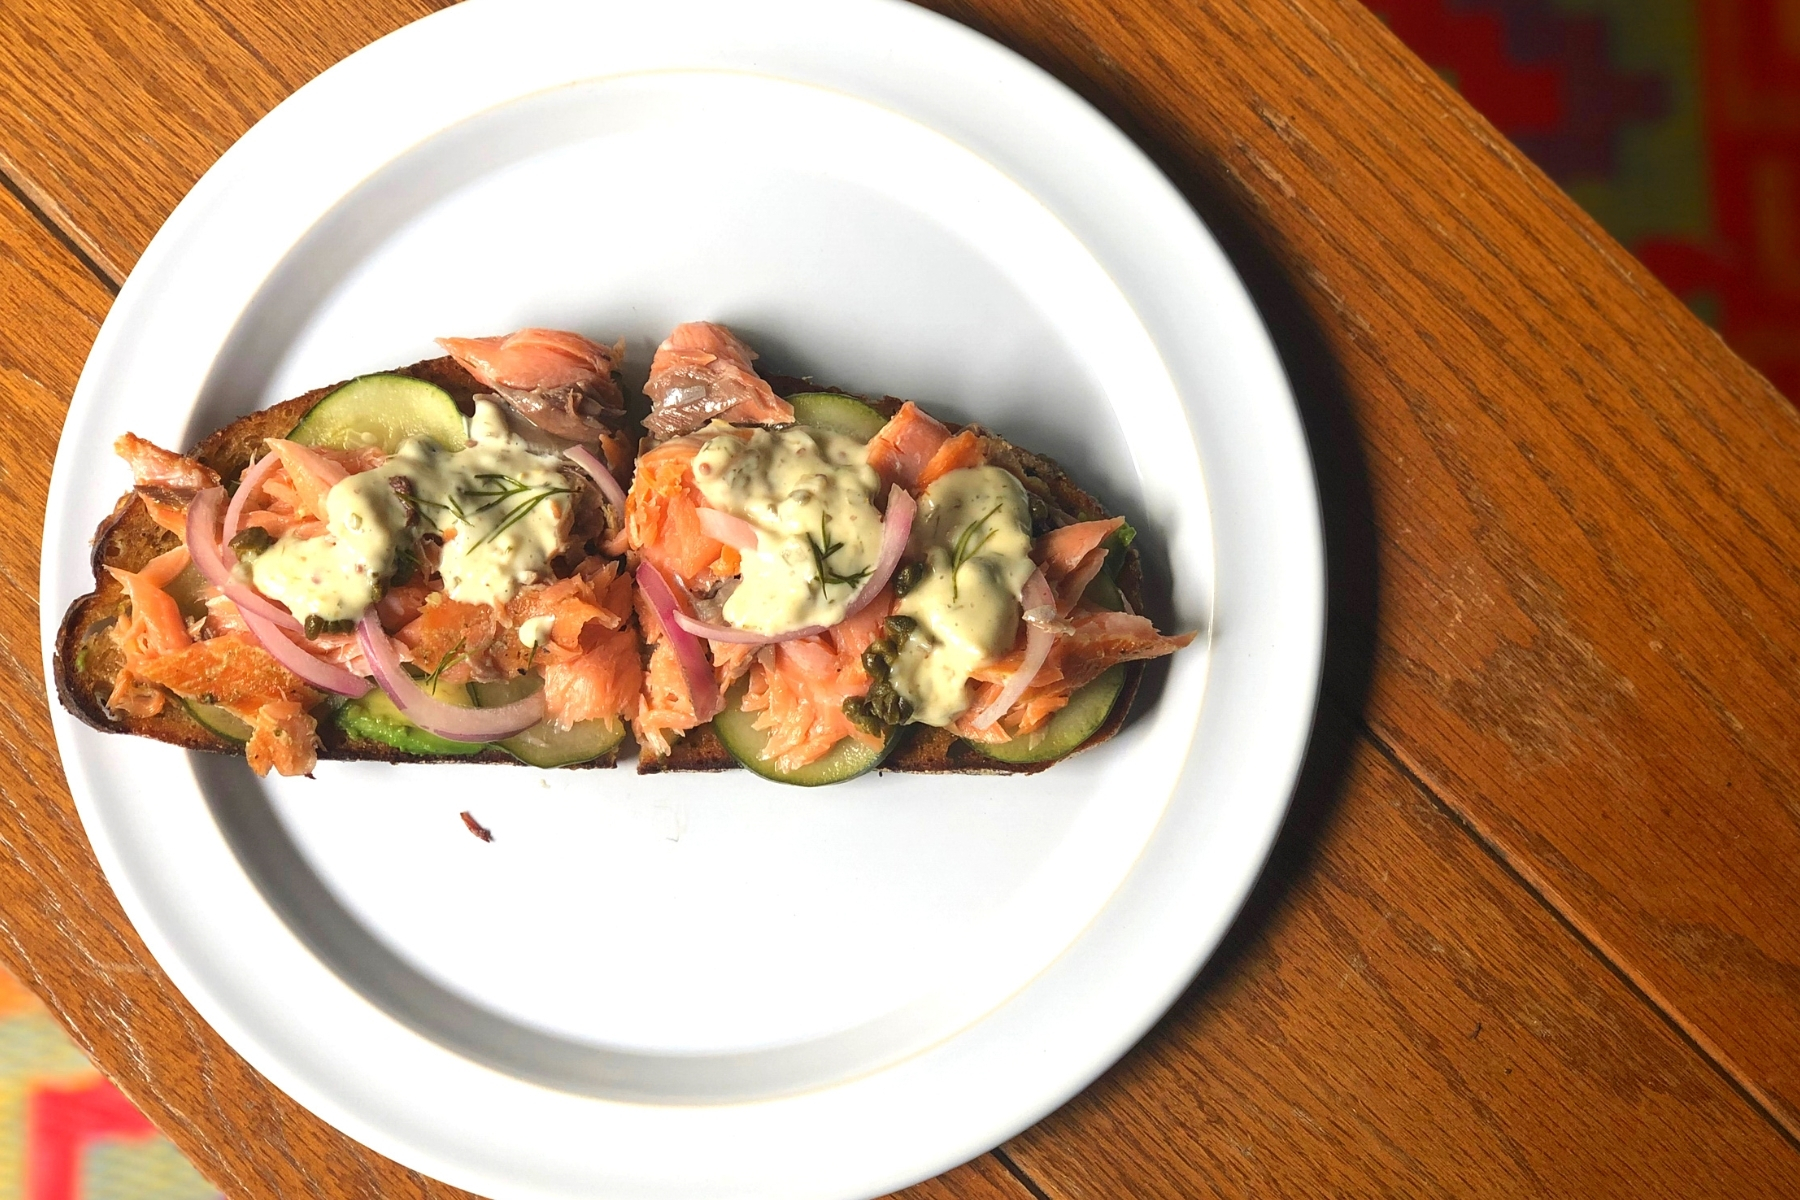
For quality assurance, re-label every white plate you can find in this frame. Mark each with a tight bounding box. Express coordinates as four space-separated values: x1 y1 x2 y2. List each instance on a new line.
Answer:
40 1 1322 1196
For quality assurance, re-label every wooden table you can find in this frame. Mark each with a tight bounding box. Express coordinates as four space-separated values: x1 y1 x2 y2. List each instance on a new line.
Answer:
1 0 1797 1196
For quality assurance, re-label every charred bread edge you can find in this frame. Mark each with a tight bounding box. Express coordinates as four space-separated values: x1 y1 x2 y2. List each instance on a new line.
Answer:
639 379 1146 777
53 357 620 770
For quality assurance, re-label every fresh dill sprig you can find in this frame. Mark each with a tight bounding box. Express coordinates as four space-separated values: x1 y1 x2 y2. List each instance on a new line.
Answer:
473 484 574 549
422 637 467 693
807 512 872 592
948 502 1004 600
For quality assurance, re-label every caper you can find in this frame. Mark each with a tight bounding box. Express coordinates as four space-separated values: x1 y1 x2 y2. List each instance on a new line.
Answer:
869 638 896 661
861 647 891 679
866 681 913 726
892 562 925 597
842 696 884 737
304 614 328 640
883 615 917 641
228 526 274 560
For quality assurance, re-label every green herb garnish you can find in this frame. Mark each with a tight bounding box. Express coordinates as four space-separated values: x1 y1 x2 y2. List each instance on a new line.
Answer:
948 502 1004 600
807 513 872 592
422 636 467 694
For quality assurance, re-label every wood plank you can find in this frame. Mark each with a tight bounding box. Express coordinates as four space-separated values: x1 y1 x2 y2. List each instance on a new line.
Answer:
0 144 1031 1200
1004 714 1800 1197
0 0 447 281
911 0 1800 1134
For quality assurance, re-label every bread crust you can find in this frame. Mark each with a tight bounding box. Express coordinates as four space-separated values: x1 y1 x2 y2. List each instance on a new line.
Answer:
53 357 620 769
641 380 1147 777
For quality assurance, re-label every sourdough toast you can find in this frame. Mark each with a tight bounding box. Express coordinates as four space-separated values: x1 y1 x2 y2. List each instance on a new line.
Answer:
637 381 1147 778
53 356 621 769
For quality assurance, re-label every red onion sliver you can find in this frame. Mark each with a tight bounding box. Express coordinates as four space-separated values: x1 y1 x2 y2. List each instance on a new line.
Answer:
185 487 306 635
635 562 721 721
672 612 828 646
355 611 543 740
223 450 285 545
970 568 1056 731
242 606 371 698
564 445 628 516
842 485 914 621
695 507 759 551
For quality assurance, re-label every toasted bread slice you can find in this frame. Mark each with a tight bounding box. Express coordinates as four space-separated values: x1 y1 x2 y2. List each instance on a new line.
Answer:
637 380 1147 778
53 356 621 769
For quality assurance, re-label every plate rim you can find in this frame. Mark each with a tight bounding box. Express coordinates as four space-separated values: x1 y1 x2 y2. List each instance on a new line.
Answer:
38 1 1324 1197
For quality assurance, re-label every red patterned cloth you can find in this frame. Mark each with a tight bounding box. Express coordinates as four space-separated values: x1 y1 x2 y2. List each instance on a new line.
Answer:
1371 0 1800 399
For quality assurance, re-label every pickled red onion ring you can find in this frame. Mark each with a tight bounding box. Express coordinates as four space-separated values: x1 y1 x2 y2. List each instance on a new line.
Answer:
969 568 1055 730
355 610 543 740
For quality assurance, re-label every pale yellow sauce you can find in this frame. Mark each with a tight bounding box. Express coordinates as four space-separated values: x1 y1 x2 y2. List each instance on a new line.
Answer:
249 401 573 621
691 425 883 634
890 466 1036 726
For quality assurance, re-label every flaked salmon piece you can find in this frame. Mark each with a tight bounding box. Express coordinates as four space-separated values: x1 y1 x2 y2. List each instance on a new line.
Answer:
396 592 497 685
116 434 219 491
740 590 892 771
105 547 196 717
440 328 621 393
955 604 1195 740
492 562 634 676
642 322 794 439
245 698 319 778
914 429 986 493
866 402 951 493
264 440 348 523
116 434 221 535
624 436 729 585
439 327 627 442
542 625 641 730
376 579 434 632
106 552 187 717
633 637 699 758
1036 516 1126 616
132 630 317 711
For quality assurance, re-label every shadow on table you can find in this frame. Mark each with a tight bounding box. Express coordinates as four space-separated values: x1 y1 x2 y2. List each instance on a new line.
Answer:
1086 106 1384 1077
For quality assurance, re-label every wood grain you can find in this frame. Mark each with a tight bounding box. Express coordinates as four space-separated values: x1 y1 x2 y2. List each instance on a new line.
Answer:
0 0 1796 1196
0 0 449 282
1004 715 1800 1198
915 0 1800 1136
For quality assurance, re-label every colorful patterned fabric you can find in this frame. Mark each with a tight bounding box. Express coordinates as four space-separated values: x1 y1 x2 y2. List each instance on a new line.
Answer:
1369 0 1800 398
0 972 214 1200
3 5 1791 1194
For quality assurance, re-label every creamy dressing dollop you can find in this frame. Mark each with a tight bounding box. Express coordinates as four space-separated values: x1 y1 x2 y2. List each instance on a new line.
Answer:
248 400 574 621
691 425 883 634
889 465 1036 726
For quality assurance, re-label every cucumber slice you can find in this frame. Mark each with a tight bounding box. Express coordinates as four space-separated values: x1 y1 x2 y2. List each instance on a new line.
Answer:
974 665 1128 765
289 374 467 454
183 697 252 743
336 681 488 757
788 392 889 443
163 562 214 623
712 678 898 786
469 676 626 768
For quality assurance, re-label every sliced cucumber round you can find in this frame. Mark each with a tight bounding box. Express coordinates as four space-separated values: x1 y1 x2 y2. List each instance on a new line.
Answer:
289 374 467 454
469 675 626 768
183 697 252 743
712 678 898 786
336 681 488 757
973 665 1128 765
163 561 214 623
788 392 888 443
